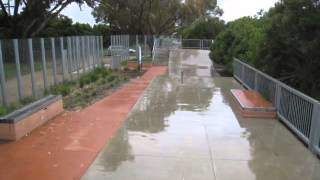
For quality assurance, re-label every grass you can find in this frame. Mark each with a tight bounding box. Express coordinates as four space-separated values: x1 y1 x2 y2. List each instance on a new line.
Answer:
4 62 43 80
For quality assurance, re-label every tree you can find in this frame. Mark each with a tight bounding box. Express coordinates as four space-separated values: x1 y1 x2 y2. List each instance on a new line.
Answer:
92 0 220 35
0 0 95 38
180 17 225 39
259 0 320 98
209 17 266 69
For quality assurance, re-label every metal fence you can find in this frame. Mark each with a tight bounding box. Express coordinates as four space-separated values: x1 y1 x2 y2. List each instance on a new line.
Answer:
110 35 154 69
0 36 103 106
233 58 320 155
181 39 213 50
152 38 180 65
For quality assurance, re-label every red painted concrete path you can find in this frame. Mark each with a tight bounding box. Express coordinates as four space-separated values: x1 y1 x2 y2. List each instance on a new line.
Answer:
0 66 167 180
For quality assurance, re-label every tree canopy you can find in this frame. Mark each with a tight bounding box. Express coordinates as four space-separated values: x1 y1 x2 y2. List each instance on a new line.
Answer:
180 17 225 39
92 0 221 35
0 0 95 38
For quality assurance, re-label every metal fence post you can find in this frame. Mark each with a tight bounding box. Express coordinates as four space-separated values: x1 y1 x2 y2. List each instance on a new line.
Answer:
0 41 8 106
59 37 66 81
254 72 258 90
97 36 101 65
309 103 320 153
86 36 91 70
144 35 147 58
40 38 48 90
51 38 57 85
67 37 73 79
28 39 36 98
275 84 281 110
241 63 245 81
91 36 94 67
13 39 23 100
100 36 104 64
75 36 80 78
81 36 86 73
94 36 99 66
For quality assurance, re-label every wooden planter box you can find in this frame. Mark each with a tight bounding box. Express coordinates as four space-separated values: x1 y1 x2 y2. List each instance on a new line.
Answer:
0 95 64 141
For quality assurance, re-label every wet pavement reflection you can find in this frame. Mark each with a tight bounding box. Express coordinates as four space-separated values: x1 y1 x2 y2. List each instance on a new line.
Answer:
82 50 320 180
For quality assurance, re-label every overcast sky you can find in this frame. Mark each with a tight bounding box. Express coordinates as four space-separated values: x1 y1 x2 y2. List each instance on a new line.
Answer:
61 0 279 26
218 0 279 22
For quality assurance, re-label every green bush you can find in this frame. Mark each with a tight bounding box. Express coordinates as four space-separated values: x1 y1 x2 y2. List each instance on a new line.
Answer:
120 60 128 68
181 17 225 39
107 75 116 82
0 106 8 116
50 82 73 96
209 17 266 70
79 75 92 88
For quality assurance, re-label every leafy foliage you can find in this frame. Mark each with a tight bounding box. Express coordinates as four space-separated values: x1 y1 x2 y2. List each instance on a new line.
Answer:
0 0 95 38
210 17 266 69
259 0 320 98
181 17 225 39
92 0 220 35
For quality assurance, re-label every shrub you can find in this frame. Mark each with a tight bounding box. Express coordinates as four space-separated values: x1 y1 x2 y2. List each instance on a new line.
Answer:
0 106 8 116
120 60 128 69
50 83 72 96
107 75 116 82
210 17 266 70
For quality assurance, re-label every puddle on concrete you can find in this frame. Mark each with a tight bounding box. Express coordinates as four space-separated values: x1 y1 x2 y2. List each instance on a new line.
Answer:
82 50 320 180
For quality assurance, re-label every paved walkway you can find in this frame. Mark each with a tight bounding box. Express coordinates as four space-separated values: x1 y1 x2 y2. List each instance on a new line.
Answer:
0 66 167 180
82 50 320 180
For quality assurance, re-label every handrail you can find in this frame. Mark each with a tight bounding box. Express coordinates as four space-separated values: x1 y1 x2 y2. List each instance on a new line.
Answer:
234 58 319 104
233 58 320 156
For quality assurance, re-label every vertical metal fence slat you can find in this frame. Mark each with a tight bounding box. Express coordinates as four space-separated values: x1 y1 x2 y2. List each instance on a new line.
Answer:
51 38 57 85
100 36 104 64
75 37 80 78
81 36 86 73
67 37 73 80
40 38 48 90
97 36 102 65
28 39 36 98
59 37 66 81
13 39 23 100
86 36 91 70
0 41 8 105
310 104 320 152
144 35 147 58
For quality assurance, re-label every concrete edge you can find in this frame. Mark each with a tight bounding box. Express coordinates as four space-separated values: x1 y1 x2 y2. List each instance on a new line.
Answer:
0 95 62 124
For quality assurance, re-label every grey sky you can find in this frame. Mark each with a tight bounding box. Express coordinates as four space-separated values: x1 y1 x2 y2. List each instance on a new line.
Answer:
61 0 280 26
218 0 279 22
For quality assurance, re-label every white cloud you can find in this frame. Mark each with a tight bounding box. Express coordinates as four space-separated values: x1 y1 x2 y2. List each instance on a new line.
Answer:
218 0 279 22
61 3 96 25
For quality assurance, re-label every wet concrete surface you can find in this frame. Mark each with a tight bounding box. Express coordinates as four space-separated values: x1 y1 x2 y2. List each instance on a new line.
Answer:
82 49 320 180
